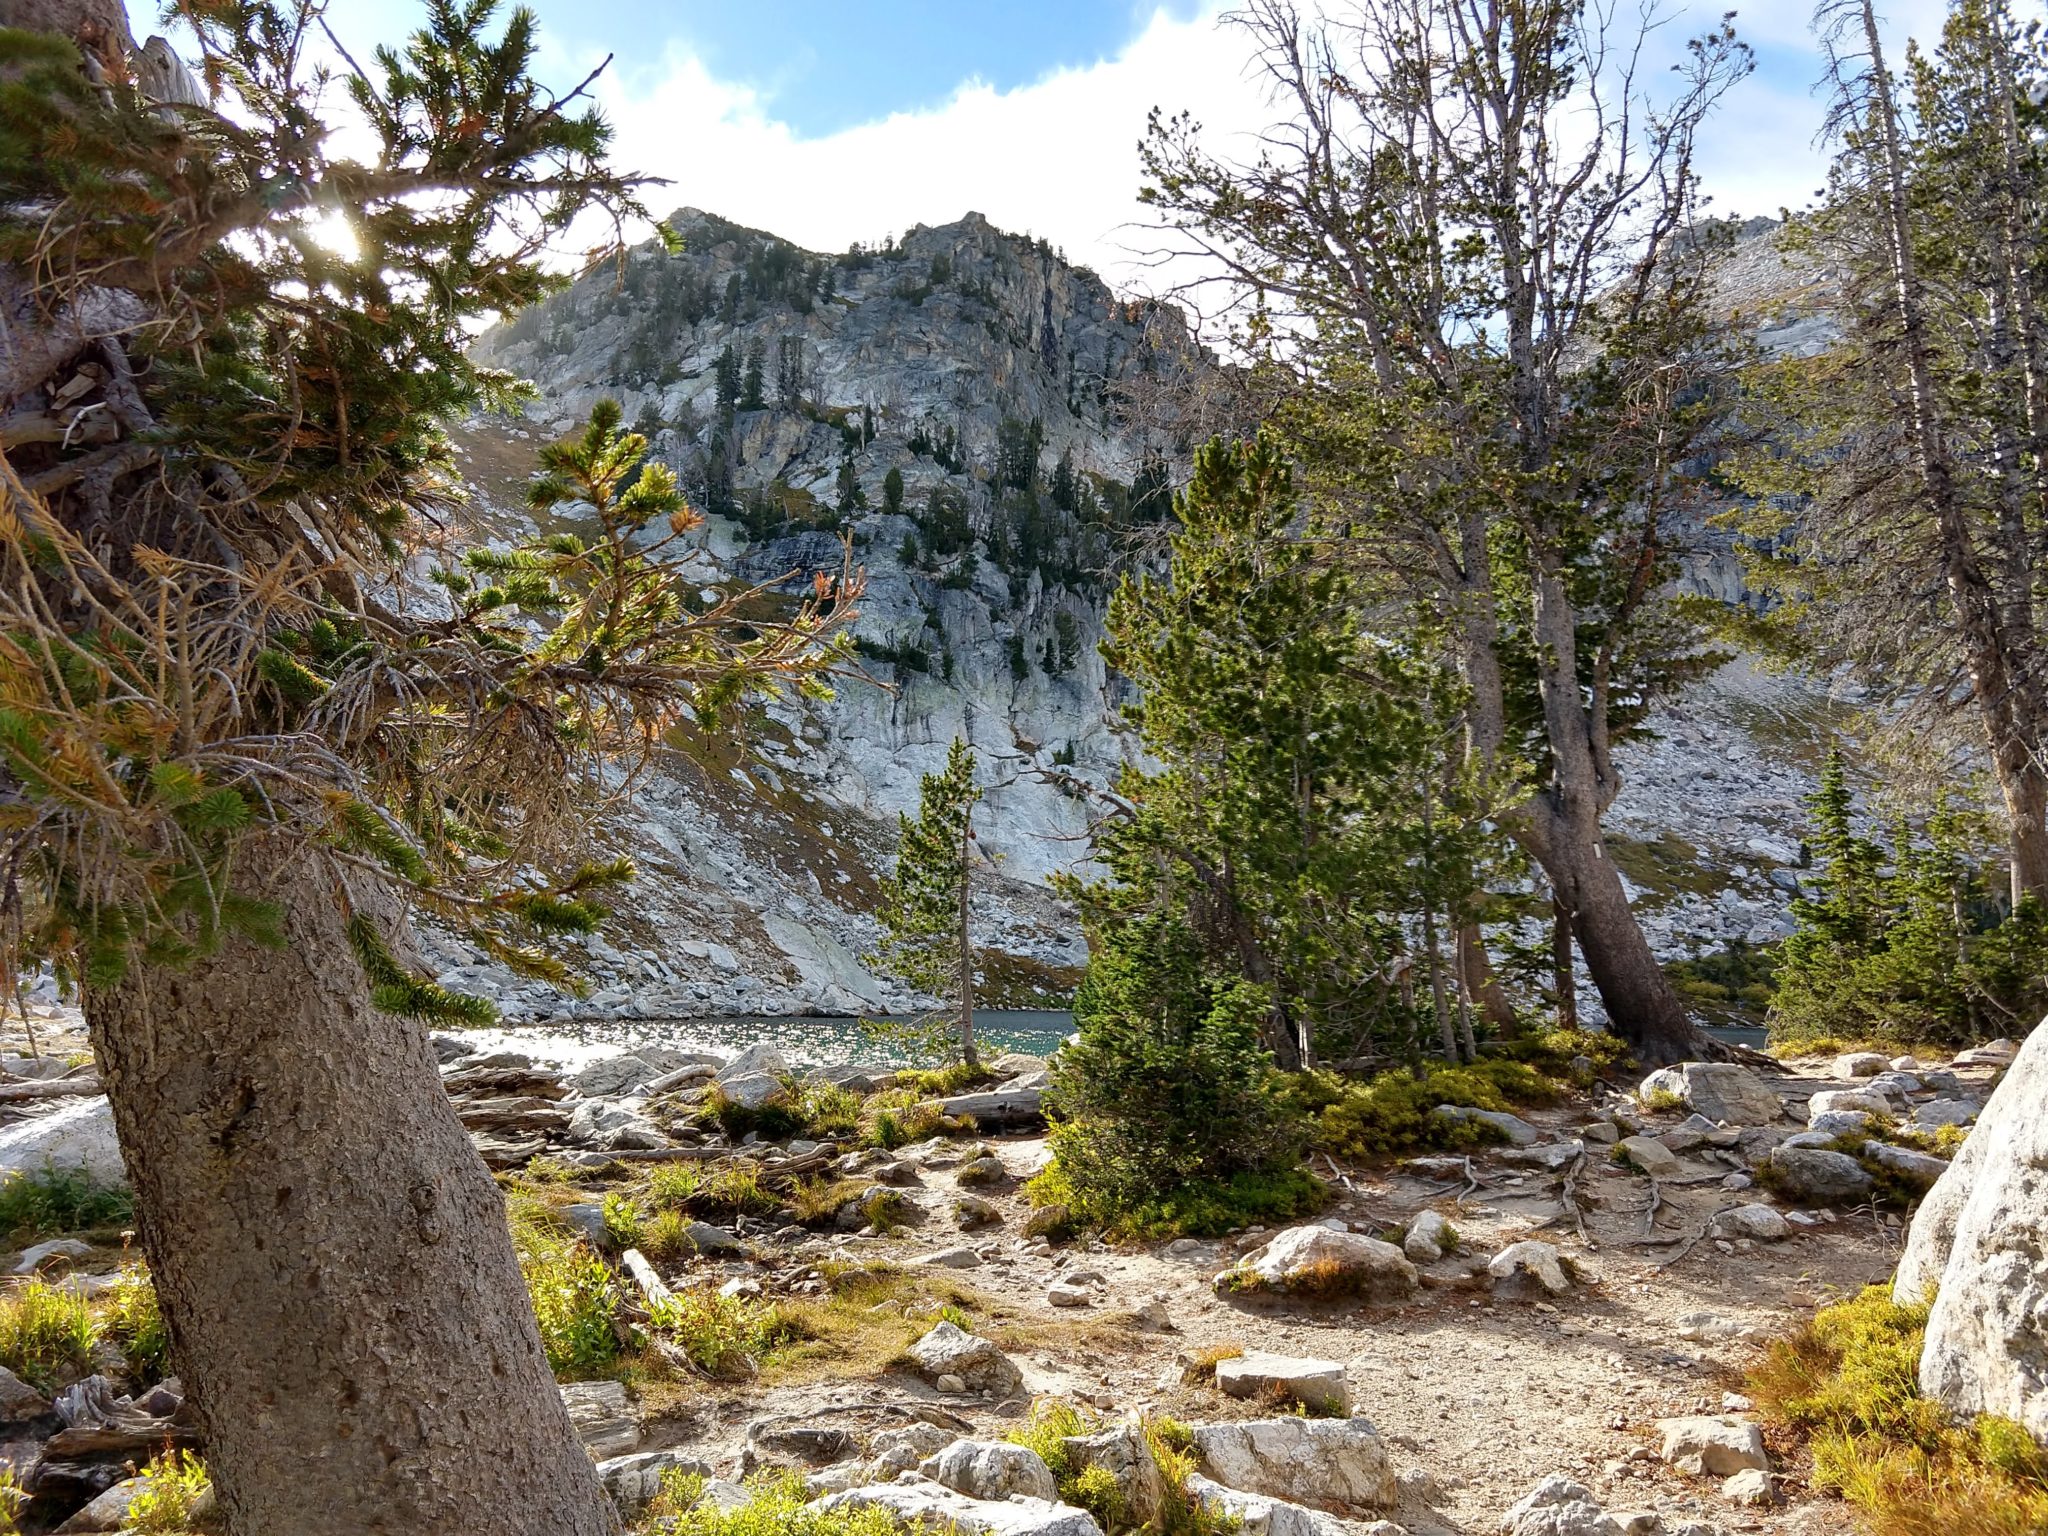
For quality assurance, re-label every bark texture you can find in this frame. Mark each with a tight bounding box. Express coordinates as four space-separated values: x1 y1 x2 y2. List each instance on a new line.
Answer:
85 843 619 1536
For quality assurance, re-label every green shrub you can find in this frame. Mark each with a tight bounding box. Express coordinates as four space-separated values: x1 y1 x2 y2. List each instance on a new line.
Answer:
0 1168 132 1242
1307 1057 1558 1160
512 1208 620 1377
1042 916 1306 1228
710 1077 864 1141
650 1287 795 1380
1029 1160 1325 1240
636 1469 913 1536
603 1192 644 1249
100 1267 170 1383
859 1092 957 1149
0 1278 97 1389
648 1161 774 1219
1749 1285 2048 1535
124 1450 210 1533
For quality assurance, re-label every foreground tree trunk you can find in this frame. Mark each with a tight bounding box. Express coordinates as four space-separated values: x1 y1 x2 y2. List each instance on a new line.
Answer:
85 843 619 1536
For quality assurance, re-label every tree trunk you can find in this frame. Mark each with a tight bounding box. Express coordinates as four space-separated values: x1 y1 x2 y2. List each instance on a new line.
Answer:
956 822 978 1069
84 842 619 1536
1550 893 1578 1032
1541 834 1697 1065
1456 921 1517 1034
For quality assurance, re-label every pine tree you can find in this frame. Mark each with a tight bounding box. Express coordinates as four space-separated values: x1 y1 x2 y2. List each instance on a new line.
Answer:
872 739 982 1066
0 8 857 1530
714 342 741 422
882 465 905 517
741 342 766 410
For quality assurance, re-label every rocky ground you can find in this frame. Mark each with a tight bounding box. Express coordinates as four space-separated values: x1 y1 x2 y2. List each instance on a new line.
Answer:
0 1000 2007 1535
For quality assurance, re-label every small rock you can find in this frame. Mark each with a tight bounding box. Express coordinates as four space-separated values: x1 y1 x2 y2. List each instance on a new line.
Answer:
1182 1474 1346 1536
1192 1417 1395 1511
1807 1089 1892 1120
819 1479 1100 1536
1721 1468 1777 1506
916 1247 984 1270
1048 1280 1093 1308
1214 1351 1350 1415
1217 1225 1418 1302
0 1364 49 1422
921 1439 1060 1502
1834 1052 1889 1078
1403 1209 1454 1262
1908 1098 1980 1129
598 1450 714 1518
1616 1136 1680 1177
1864 1141 1949 1186
561 1379 641 1458
954 1195 1000 1230
1718 1204 1789 1242
868 1422 956 1476
1432 1104 1539 1146
12 1237 93 1274
1499 1475 1623 1536
1807 1109 1872 1137
1488 1240 1575 1295
1655 1417 1769 1476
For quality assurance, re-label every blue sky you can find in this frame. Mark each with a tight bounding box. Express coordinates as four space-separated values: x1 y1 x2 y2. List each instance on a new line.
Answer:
124 1 1955 291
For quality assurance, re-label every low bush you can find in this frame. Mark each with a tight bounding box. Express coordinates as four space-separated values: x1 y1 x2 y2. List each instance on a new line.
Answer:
1027 1159 1325 1240
0 1168 132 1242
1306 1057 1560 1160
634 1470 912 1536
511 1205 621 1378
709 1078 864 1141
890 1061 991 1097
0 1278 96 1390
1748 1284 2048 1535
101 1267 170 1383
859 1092 956 1149
650 1287 797 1380
648 1162 775 1219
124 1450 211 1534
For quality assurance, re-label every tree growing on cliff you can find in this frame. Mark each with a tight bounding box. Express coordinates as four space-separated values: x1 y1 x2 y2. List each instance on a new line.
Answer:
0 5 855 1533
1141 0 1752 1063
871 738 983 1066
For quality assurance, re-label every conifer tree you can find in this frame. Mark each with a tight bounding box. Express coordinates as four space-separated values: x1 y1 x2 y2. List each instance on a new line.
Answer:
0 7 856 1531
741 341 766 410
883 464 906 516
714 341 741 422
872 738 982 1065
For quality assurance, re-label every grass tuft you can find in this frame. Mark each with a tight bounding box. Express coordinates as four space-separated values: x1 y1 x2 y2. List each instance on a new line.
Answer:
0 1278 96 1390
124 1450 210 1533
0 1168 132 1242
1748 1284 2048 1535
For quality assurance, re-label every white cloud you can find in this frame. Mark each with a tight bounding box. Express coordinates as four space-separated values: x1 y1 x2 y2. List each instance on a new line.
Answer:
569 1 1953 306
571 4 1272 290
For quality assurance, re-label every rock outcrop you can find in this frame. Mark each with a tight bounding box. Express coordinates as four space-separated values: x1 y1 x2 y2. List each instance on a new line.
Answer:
1899 1020 2048 1440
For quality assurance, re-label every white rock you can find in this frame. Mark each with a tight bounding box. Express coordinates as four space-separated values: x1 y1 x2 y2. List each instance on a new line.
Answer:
1636 1064 1783 1125
1864 1141 1949 1185
1654 1417 1768 1476
1431 1104 1540 1145
1403 1209 1454 1262
1834 1052 1889 1078
819 1479 1103 1536
1763 1146 1873 1203
1214 1352 1350 1415
718 1041 790 1082
1182 1474 1345 1536
0 1098 126 1188
1718 1204 1789 1242
561 1379 640 1458
1721 1468 1776 1506
1906 1019 2048 1438
1192 1417 1395 1511
920 1439 1060 1503
868 1422 956 1476
905 1322 1023 1397
1217 1225 1418 1302
1061 1427 1165 1526
1488 1240 1574 1295
1807 1109 1872 1137
1908 1098 1980 1129
1498 1475 1624 1536
12 1237 93 1274
720 1072 786 1110
597 1450 713 1517
1047 1280 1092 1308
1808 1089 1892 1120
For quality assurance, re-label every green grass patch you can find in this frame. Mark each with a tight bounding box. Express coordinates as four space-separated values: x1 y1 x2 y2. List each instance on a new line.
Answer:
0 1168 133 1243
0 1277 96 1390
124 1449 211 1534
1304 1057 1560 1160
1749 1285 2048 1535
1026 1160 1325 1240
510 1198 622 1378
101 1267 170 1383
650 1286 800 1380
634 1470 913 1536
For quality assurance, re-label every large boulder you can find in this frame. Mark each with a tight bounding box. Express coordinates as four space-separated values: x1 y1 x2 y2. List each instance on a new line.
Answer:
597 1451 713 1518
904 1322 1023 1397
1497 1476 1623 1536
1763 1146 1873 1204
0 1097 126 1187
1181 1475 1344 1536
1637 1063 1783 1125
818 1479 1102 1536
1904 1019 2048 1439
1216 1226 1418 1302
1191 1418 1395 1511
1061 1427 1164 1526
920 1440 1059 1503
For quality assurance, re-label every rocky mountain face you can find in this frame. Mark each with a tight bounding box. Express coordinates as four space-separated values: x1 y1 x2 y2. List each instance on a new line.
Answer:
437 210 1855 1023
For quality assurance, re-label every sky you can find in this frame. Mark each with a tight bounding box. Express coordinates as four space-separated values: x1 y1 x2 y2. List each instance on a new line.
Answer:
127 0 1961 295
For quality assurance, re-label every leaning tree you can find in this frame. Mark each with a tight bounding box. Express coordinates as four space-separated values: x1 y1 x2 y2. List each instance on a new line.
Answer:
1141 0 1754 1062
0 3 854 1532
